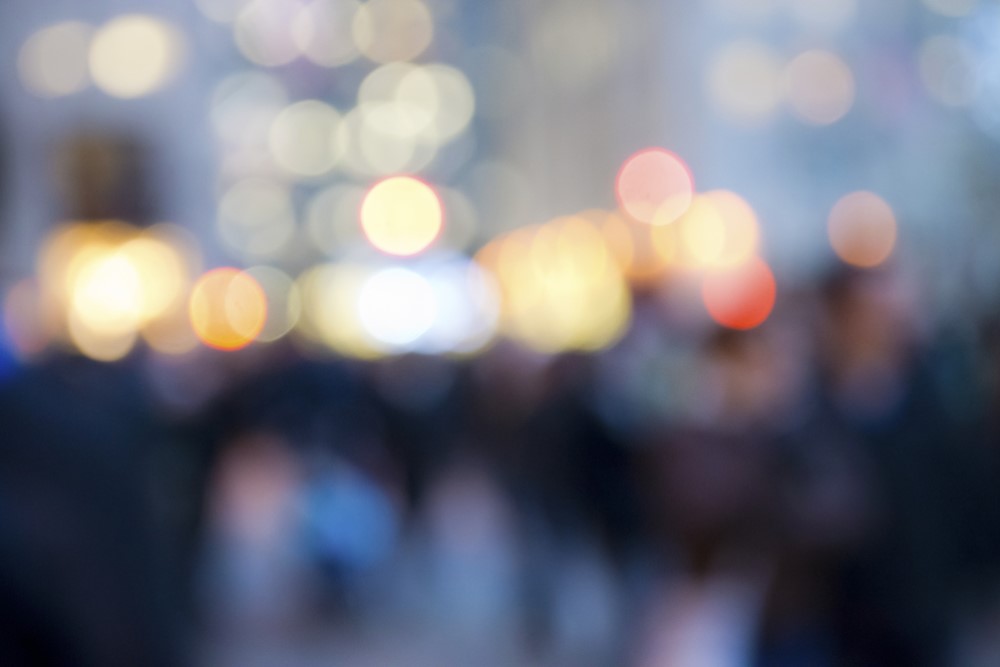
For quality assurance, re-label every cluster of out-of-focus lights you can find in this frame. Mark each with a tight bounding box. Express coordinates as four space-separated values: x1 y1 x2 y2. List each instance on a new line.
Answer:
19 15 183 99
476 217 632 353
27 222 197 361
611 148 778 332
708 44 854 126
827 191 897 268
676 191 760 270
228 0 432 67
297 256 498 358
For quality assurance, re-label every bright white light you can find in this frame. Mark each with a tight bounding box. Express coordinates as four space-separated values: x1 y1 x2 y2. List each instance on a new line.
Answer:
423 259 499 353
358 267 436 350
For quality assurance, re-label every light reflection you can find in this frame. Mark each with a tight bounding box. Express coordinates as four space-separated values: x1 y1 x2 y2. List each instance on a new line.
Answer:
18 22 92 98
89 15 183 98
827 191 897 268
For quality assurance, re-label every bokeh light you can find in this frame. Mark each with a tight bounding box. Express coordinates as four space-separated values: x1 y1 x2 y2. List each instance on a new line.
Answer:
677 190 760 270
358 267 437 350
189 268 268 351
783 50 855 126
234 0 301 67
922 0 978 17
919 35 977 108
18 22 92 98
69 251 144 337
597 209 677 285
421 257 500 354
268 100 342 177
217 178 296 260
211 71 289 148
360 176 444 256
827 191 898 268
477 217 632 353
296 263 381 359
89 15 183 98
245 266 301 342
142 307 200 356
34 222 195 359
195 0 253 24
707 40 783 126
352 0 434 64
701 256 777 330
615 148 695 225
4 279 53 361
530 1 621 91
305 184 367 256
291 0 361 67
67 310 138 362
789 0 857 31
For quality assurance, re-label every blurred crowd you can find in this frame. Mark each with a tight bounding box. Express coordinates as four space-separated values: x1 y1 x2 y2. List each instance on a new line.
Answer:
2 261 999 667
